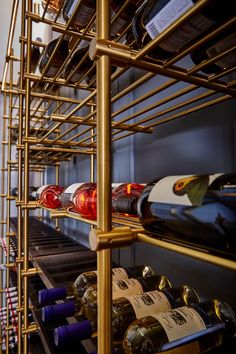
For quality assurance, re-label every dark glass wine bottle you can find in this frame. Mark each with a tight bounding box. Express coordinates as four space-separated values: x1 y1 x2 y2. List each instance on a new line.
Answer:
30 37 42 73
123 299 236 353
110 0 143 38
63 0 96 29
132 0 236 60
39 35 69 78
137 173 236 259
38 265 155 306
191 28 236 74
81 274 172 320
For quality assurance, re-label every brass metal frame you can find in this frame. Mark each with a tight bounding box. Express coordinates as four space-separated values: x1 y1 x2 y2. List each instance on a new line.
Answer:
1 0 236 353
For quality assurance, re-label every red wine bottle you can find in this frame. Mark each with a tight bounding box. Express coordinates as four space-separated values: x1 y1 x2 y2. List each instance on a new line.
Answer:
63 0 96 29
36 185 64 209
137 173 236 258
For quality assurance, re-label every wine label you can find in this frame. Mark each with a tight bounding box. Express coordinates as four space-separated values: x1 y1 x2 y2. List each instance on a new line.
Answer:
145 0 214 53
68 1 95 27
36 185 50 198
64 183 84 201
112 267 129 281
206 31 236 69
157 340 200 354
112 278 143 299
148 174 222 206
110 9 127 37
153 306 206 342
125 290 171 319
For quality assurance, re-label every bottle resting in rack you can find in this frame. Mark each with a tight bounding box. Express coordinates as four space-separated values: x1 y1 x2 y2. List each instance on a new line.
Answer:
68 182 144 219
81 274 171 320
10 186 38 201
29 37 42 73
36 185 64 209
41 0 63 14
132 0 236 60
54 285 199 345
38 265 155 305
39 35 69 78
63 0 96 29
123 299 236 353
190 27 236 74
137 173 236 259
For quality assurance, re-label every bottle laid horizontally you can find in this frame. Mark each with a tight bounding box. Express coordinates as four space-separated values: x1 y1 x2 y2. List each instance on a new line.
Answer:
54 285 199 346
42 0 63 14
63 0 96 29
81 274 171 320
10 186 38 201
132 0 236 60
110 0 143 39
137 173 236 259
39 35 69 78
60 182 144 219
39 265 155 321
36 184 64 209
123 299 236 353
191 27 236 74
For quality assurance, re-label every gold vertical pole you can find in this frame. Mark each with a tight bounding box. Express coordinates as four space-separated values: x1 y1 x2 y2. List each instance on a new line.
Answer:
17 0 26 352
0 93 7 354
55 162 60 231
23 0 32 352
6 53 14 354
97 1 112 353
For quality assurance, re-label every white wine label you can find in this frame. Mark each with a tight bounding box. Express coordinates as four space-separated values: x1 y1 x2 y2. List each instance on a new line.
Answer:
68 1 95 27
125 290 171 319
153 306 206 342
112 267 129 281
148 174 221 206
145 0 194 39
64 183 84 201
36 185 50 197
112 278 143 299
157 340 200 354
206 31 236 69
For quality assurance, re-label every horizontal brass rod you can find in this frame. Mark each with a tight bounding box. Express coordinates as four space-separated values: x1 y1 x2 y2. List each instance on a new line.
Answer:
137 233 236 271
30 145 94 154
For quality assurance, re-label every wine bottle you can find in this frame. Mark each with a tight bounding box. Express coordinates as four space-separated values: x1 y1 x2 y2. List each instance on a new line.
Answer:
71 182 144 219
191 28 236 74
63 44 93 84
39 35 69 78
30 37 42 73
110 0 143 38
123 299 236 353
132 0 236 60
53 285 199 344
81 274 172 320
38 265 155 305
36 184 64 209
137 173 236 258
10 186 38 201
42 0 63 14
63 0 96 29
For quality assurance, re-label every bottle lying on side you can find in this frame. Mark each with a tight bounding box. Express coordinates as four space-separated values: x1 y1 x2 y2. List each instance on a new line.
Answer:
36 184 64 209
59 182 144 219
81 274 172 320
40 265 155 322
123 299 236 353
53 285 199 346
137 173 236 259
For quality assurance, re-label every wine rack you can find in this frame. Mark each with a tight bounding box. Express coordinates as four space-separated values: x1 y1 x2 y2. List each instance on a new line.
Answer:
0 0 236 353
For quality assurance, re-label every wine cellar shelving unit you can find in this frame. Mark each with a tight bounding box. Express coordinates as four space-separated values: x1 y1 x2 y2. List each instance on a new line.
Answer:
0 0 236 353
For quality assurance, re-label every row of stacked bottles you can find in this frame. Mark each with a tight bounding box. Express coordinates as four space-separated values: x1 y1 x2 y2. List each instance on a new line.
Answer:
0 0 236 353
